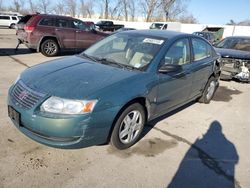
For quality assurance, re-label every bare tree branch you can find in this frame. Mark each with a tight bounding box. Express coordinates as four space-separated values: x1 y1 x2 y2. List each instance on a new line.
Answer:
53 0 66 15
38 0 50 14
66 0 77 17
79 0 94 18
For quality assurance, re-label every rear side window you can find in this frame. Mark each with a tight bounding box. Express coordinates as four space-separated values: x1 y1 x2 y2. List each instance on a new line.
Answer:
55 19 72 28
192 38 212 61
39 18 54 26
12 17 17 20
0 16 10 20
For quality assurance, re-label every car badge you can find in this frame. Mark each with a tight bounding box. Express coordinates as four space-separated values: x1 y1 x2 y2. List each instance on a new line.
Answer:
18 90 29 100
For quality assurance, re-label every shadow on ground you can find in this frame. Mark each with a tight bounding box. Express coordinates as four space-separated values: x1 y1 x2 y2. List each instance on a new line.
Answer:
213 86 242 102
167 121 240 188
0 48 82 56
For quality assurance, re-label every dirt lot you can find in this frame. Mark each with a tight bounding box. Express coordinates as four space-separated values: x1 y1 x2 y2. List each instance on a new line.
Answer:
0 28 249 188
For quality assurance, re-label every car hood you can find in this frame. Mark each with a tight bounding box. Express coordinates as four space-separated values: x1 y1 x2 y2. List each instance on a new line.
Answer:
21 56 138 99
215 47 250 60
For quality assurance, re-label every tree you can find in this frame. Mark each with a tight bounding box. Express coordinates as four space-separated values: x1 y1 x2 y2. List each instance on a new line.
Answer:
53 0 66 15
12 0 25 12
79 0 94 18
179 14 198 24
128 0 136 21
66 0 77 17
0 0 4 10
38 0 50 14
28 0 38 13
141 0 162 22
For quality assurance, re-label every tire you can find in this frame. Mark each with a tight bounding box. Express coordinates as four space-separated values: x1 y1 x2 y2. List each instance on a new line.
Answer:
199 76 218 104
40 39 59 57
110 103 146 150
9 23 16 29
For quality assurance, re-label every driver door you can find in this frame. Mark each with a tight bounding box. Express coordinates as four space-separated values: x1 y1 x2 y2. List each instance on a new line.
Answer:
155 38 193 116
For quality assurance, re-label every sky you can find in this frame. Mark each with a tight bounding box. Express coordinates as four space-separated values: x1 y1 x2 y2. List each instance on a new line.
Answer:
187 0 250 24
1 0 250 25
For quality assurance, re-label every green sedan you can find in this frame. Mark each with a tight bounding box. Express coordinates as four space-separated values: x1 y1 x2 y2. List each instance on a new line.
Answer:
8 30 221 150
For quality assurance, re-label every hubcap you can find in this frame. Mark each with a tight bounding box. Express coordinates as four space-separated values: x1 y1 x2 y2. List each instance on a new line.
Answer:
119 110 143 144
44 42 57 55
206 81 216 100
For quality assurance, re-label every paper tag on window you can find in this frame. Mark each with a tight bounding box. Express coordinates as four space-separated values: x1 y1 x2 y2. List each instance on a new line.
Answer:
143 38 164 45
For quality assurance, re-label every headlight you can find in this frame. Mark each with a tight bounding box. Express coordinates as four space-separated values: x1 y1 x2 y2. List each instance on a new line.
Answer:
40 96 98 115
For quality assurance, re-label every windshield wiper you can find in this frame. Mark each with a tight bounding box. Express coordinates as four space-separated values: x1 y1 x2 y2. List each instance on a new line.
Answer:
96 57 134 70
80 53 98 62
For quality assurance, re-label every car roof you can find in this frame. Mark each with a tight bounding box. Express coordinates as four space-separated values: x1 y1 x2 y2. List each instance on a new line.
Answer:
123 29 189 39
30 14 73 19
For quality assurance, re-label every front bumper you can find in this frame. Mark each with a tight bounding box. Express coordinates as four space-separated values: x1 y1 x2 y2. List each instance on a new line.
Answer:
7 86 117 149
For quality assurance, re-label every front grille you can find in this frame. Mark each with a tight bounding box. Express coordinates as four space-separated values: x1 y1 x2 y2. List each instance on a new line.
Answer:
11 80 46 109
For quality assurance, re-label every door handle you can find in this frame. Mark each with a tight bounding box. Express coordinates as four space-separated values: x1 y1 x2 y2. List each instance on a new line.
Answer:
55 28 61 31
76 30 81 33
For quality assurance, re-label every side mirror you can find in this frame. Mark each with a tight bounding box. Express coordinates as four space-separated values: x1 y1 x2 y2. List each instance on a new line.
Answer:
158 64 182 73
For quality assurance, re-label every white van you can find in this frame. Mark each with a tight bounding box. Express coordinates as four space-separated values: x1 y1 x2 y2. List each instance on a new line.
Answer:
0 15 19 28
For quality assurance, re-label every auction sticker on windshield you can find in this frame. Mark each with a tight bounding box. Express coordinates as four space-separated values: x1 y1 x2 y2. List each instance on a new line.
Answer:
143 38 164 45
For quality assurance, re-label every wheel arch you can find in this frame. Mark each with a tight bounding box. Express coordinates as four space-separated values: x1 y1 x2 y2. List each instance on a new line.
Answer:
106 97 149 143
38 36 61 52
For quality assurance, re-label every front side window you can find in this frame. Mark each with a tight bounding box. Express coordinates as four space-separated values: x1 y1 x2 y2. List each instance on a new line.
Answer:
12 17 17 20
164 38 190 65
83 33 165 70
192 38 212 61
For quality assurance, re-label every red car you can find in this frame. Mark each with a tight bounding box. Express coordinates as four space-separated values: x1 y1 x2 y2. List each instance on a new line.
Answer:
16 14 108 56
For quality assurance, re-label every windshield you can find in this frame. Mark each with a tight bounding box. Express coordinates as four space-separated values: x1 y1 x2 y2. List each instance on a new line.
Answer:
83 33 165 70
215 38 250 52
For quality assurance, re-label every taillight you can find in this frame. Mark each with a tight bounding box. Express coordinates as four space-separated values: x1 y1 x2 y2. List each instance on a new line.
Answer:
24 26 35 32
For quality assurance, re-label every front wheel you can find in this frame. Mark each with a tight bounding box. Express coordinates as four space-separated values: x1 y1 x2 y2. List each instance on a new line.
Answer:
40 39 59 57
110 103 146 150
199 77 218 104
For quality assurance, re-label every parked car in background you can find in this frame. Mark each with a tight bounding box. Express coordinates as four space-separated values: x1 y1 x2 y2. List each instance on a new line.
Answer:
149 22 168 30
95 20 124 32
16 14 108 56
214 36 250 82
83 21 95 29
193 32 216 44
0 15 20 28
8 30 220 150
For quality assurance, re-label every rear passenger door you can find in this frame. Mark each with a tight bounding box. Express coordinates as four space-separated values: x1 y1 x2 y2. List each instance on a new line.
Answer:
190 37 214 97
55 18 76 49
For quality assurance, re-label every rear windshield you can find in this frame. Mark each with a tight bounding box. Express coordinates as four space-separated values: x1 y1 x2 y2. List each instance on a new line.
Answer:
17 15 32 24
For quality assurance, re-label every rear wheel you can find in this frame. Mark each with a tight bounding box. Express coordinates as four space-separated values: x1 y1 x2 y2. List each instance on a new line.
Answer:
199 76 217 104
40 39 59 57
110 103 146 150
9 23 16 29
